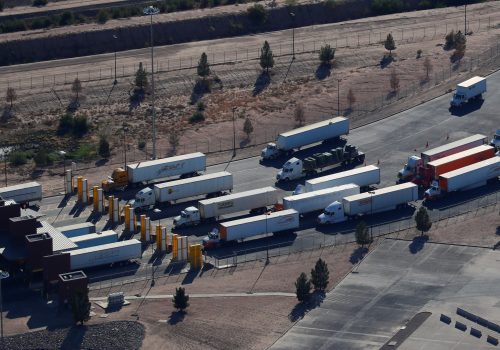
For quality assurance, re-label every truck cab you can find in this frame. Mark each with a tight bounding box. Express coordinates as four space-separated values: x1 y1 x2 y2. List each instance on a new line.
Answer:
261 143 281 160
102 168 128 192
398 156 421 181
424 180 442 200
317 201 346 224
173 206 201 227
202 229 221 249
450 92 467 107
131 187 155 211
491 129 500 150
450 76 486 107
276 158 303 182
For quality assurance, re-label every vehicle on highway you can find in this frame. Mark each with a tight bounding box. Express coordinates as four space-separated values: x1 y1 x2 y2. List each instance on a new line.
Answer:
0 182 42 206
131 171 233 211
260 117 349 160
303 165 380 193
317 183 418 224
491 129 500 150
276 144 364 182
450 76 486 107
202 209 299 248
398 134 487 181
173 187 279 228
424 156 500 200
101 152 206 192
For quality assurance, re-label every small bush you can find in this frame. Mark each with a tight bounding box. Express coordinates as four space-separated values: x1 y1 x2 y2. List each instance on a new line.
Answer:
247 3 267 25
197 101 205 111
138 140 146 150
69 143 95 160
319 44 335 64
189 111 205 124
30 17 52 29
57 113 88 137
58 113 74 135
9 151 28 166
0 0 4 12
34 149 51 167
371 0 405 15
73 116 89 137
32 0 48 6
97 9 109 24
98 137 110 158
416 49 422 58
59 11 74 26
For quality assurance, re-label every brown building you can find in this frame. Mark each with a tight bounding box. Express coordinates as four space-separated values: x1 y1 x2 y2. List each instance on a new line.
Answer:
25 233 53 273
43 253 71 294
58 271 88 305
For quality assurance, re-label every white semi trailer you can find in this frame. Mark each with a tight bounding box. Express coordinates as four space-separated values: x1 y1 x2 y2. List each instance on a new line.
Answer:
69 239 142 270
317 183 418 224
260 117 349 160
132 171 233 211
0 182 42 205
173 187 280 227
69 230 119 249
450 76 486 107
304 165 380 192
202 209 300 248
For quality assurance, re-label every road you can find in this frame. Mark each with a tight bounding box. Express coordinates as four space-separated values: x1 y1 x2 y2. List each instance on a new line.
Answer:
35 66 500 285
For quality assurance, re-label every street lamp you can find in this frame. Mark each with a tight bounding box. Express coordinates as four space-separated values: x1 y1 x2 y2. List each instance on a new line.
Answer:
143 6 160 160
290 12 296 60
464 1 467 36
113 34 118 85
265 210 270 265
368 191 375 242
2 148 8 187
122 125 128 168
58 150 66 176
337 78 341 116
0 270 9 347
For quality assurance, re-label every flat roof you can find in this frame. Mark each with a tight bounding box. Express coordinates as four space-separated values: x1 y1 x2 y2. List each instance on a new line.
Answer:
343 182 417 202
155 171 231 189
69 239 141 256
440 156 500 179
0 181 40 194
457 76 485 88
37 221 78 252
428 145 494 167
422 134 486 158
280 117 347 138
59 270 87 281
127 152 205 169
55 222 95 232
200 186 277 205
306 165 379 185
70 230 117 243
284 184 359 202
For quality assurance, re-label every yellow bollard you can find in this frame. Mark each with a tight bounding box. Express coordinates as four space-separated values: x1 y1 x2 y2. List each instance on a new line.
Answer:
124 205 130 230
108 195 114 220
140 215 146 241
93 186 99 211
77 176 83 202
172 234 178 259
155 224 162 250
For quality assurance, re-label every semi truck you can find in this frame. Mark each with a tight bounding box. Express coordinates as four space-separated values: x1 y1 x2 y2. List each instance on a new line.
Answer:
283 184 360 215
260 117 349 160
102 152 206 192
317 183 418 224
424 156 500 200
398 134 487 181
276 144 365 182
131 171 233 211
414 145 495 188
173 187 280 227
202 209 299 248
0 182 42 206
491 129 500 150
450 76 486 107
304 165 380 193
69 230 118 249
69 239 142 270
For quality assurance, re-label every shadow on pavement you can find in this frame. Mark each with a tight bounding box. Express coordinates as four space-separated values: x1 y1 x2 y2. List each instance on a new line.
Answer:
168 311 185 325
289 291 325 322
349 247 369 264
449 98 484 117
181 269 199 285
409 235 429 254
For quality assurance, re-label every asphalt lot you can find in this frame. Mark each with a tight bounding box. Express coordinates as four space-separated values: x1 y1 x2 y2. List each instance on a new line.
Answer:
34 68 500 283
270 239 500 350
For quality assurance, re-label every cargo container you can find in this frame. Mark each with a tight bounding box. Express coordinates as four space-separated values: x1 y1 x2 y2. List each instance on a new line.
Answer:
317 183 418 224
132 171 233 211
450 76 486 107
0 182 42 205
261 117 349 160
173 187 279 227
102 152 206 192
276 144 365 182
69 230 119 249
283 184 360 215
203 209 299 248
304 165 380 192
69 239 142 270
425 156 500 199
56 222 96 238
416 145 495 187
398 134 487 180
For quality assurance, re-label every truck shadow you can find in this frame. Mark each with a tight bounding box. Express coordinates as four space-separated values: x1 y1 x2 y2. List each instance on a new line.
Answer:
449 99 484 117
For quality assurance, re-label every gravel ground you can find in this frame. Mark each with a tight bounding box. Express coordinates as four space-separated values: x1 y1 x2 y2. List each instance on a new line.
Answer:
3 321 145 350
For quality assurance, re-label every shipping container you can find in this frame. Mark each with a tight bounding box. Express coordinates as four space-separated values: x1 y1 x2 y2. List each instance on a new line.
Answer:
69 239 142 270
69 230 119 249
439 156 500 192
305 165 380 192
0 182 42 204
421 134 486 166
342 183 418 216
56 222 96 238
283 184 360 214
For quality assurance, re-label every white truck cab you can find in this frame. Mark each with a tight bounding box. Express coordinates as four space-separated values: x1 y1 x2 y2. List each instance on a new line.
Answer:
317 201 347 224
276 157 303 182
202 229 221 249
131 187 155 211
261 143 280 160
424 180 442 200
398 156 421 180
491 129 500 150
450 76 486 107
173 206 201 227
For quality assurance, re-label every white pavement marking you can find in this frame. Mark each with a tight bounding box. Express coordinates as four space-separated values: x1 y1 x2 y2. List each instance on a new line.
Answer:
90 291 295 301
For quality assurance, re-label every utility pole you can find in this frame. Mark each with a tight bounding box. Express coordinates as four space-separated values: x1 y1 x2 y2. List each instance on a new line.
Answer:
290 12 296 60
337 79 341 116
232 107 236 157
144 6 159 160
464 1 467 35
0 271 9 349
113 34 118 85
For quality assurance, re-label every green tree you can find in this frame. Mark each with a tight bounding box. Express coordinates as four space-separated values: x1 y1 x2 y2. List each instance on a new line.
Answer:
71 78 82 104
384 33 396 56
197 52 210 79
319 44 335 64
6 87 16 110
34 149 50 167
415 206 432 236
172 287 190 312
355 221 371 248
97 9 109 24
98 137 110 158
295 272 311 302
70 289 91 325
135 62 148 91
310 258 329 292
72 115 89 137
454 30 466 54
259 41 274 73
247 3 267 24
243 118 253 139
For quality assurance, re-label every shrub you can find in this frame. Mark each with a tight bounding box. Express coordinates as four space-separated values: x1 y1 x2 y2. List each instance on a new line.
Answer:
69 143 95 160
0 19 27 33
138 140 146 150
197 101 205 111
73 115 89 137
189 111 205 124
9 151 28 166
59 11 74 26
371 0 404 15
58 113 88 137
57 113 74 135
319 44 335 64
34 149 51 167
97 9 109 24
98 137 110 158
0 0 4 12
416 49 422 58
247 3 267 25
30 17 52 29
32 0 48 6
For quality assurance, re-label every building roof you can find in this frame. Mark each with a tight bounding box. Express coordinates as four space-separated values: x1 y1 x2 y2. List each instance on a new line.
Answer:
37 221 78 252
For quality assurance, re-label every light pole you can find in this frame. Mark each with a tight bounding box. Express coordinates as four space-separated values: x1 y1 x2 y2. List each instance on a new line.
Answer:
337 79 341 116
265 211 270 265
144 6 160 160
113 34 118 85
290 12 295 60
0 270 9 348
464 1 467 35
58 150 66 176
122 124 128 168
2 149 7 187
368 191 375 242
232 107 236 157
